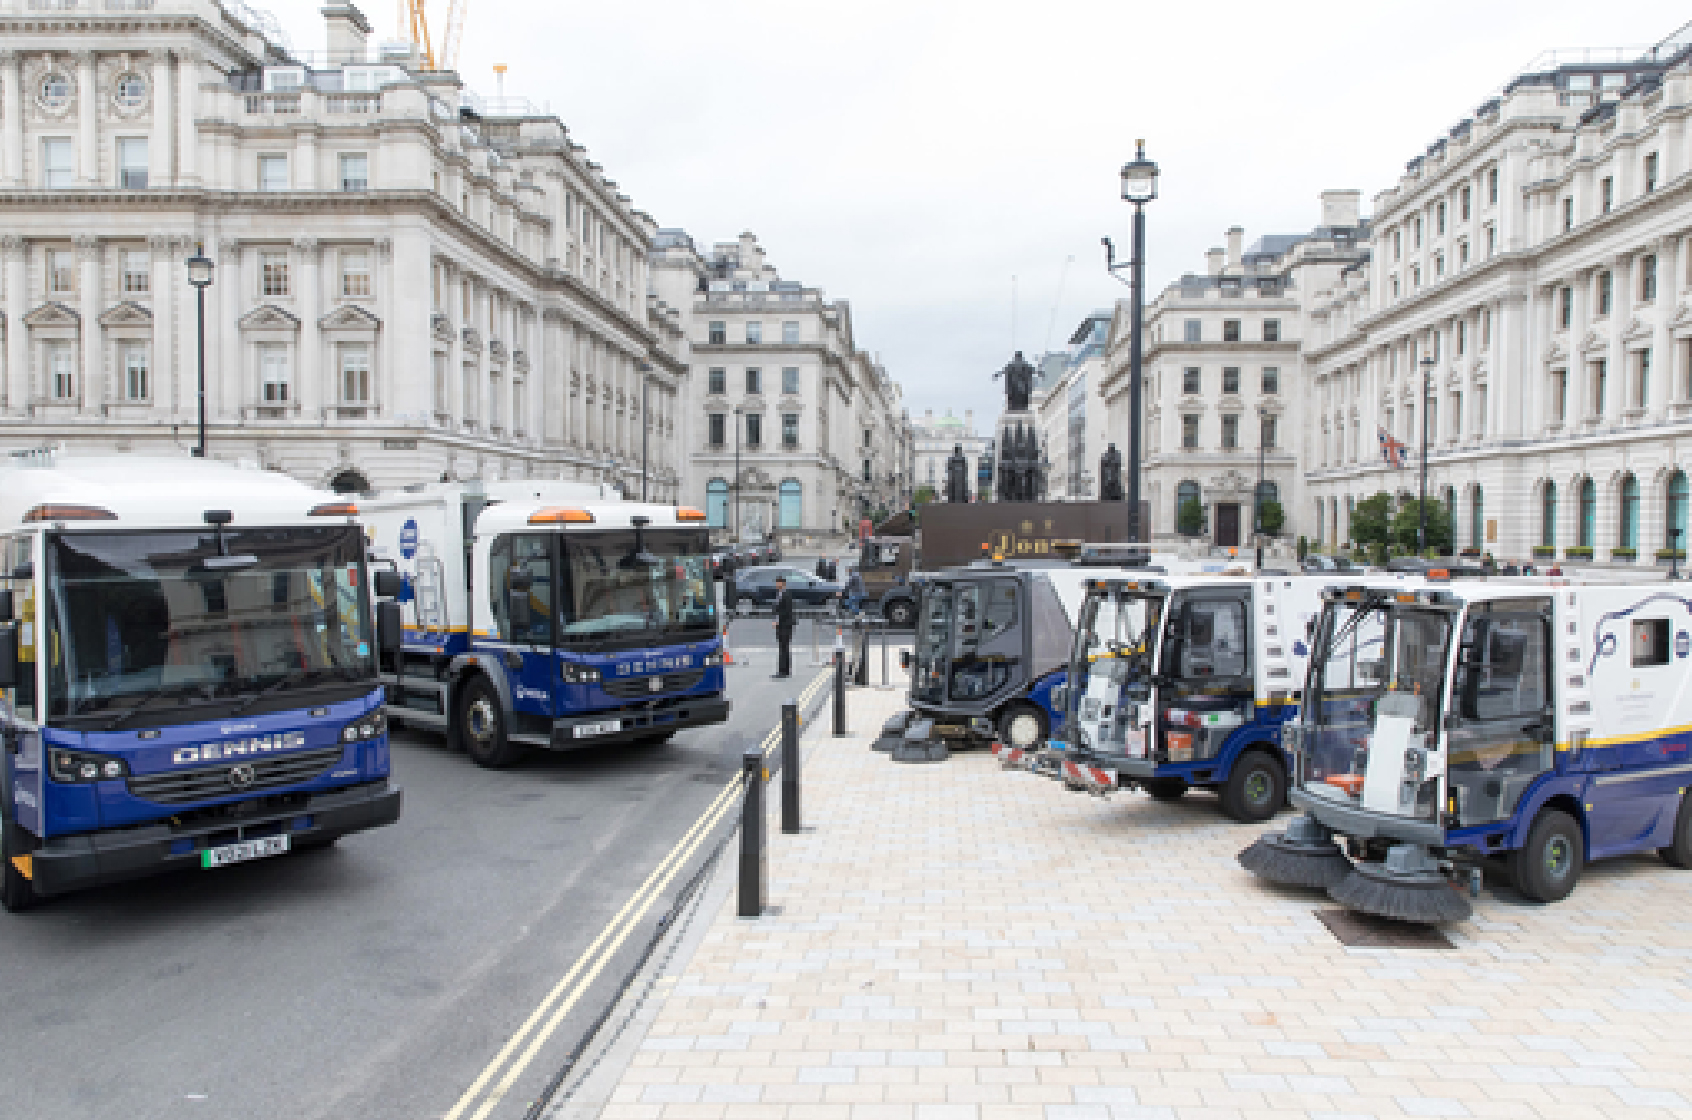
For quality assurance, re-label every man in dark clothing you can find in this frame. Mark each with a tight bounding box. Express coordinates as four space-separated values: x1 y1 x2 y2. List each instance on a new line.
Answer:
772 576 795 679
815 557 829 579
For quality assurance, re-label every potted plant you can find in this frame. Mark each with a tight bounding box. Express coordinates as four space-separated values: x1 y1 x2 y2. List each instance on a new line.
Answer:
1656 548 1686 563
1531 545 1556 559
1611 547 1638 562
1565 545 1594 561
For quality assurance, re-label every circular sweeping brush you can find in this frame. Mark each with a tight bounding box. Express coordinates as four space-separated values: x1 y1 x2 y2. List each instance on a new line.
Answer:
1329 861 1473 924
1238 819 1354 890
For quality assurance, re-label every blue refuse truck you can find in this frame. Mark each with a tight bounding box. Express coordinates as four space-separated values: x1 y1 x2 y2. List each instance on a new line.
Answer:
364 481 729 768
0 451 402 911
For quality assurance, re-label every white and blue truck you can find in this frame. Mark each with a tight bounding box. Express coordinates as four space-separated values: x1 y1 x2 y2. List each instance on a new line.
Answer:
0 450 401 912
1242 574 1692 922
364 481 728 768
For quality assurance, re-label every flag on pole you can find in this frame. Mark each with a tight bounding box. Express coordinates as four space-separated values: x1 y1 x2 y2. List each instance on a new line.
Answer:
1377 426 1409 469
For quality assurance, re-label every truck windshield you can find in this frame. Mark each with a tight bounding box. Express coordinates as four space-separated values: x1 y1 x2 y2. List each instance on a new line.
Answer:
911 583 952 705
1302 598 1452 803
1068 589 1160 741
558 529 716 646
45 525 374 727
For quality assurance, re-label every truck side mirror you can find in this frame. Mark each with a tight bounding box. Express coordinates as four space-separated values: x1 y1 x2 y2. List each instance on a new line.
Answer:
899 650 912 670
373 569 404 599
0 623 19 689
376 601 403 657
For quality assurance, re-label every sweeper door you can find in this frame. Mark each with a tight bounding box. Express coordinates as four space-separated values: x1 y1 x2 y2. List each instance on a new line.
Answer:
1157 589 1253 764
1444 599 1554 830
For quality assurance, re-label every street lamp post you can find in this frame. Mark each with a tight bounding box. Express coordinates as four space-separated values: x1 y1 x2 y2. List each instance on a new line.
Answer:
1255 405 1267 569
733 405 744 541
1105 140 1159 544
1419 354 1435 553
185 244 215 457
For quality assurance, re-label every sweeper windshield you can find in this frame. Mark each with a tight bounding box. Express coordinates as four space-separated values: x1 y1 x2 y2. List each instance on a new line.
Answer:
1066 588 1160 745
1298 596 1452 823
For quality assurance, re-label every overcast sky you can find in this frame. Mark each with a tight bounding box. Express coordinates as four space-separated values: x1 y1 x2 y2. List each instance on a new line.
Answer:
276 1 1689 431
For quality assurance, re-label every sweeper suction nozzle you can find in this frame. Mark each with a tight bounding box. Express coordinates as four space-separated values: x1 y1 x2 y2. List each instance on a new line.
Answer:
1237 813 1354 891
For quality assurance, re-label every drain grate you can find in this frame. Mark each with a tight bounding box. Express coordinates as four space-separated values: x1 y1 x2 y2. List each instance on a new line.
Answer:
1317 908 1455 949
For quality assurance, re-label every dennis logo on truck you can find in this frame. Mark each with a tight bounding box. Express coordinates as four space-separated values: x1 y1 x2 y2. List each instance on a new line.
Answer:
173 730 309 766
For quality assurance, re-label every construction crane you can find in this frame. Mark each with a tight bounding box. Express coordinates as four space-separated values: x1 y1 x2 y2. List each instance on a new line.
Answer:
401 0 466 70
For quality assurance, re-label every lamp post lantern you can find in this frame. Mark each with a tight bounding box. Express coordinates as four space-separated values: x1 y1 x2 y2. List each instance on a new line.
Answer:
1104 139 1159 544
185 243 215 457
1419 354 1435 553
1255 405 1268 569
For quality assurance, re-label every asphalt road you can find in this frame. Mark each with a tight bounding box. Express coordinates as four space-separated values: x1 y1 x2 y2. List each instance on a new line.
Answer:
0 618 839 1120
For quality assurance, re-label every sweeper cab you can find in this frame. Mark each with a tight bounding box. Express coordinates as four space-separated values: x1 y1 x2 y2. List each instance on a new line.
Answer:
1240 574 1692 923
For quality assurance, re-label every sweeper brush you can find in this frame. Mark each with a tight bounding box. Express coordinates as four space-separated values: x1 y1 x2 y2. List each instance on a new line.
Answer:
1327 844 1473 924
871 710 913 753
1237 814 1354 891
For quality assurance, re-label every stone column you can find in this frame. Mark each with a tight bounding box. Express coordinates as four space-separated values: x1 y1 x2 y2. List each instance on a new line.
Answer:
2 236 25 412
176 48 199 185
295 238 321 420
75 236 100 411
75 52 98 186
374 236 393 416
1607 255 1630 414
541 310 563 446
0 52 22 187
148 235 174 418
1652 236 1676 413
149 50 174 188
217 238 242 431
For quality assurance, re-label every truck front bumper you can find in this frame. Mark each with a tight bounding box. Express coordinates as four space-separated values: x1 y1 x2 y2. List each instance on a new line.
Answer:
29 779 403 899
549 695 732 749
1289 787 1444 847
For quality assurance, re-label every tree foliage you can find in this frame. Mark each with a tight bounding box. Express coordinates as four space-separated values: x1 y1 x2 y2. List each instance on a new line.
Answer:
1350 492 1396 548
1392 498 1453 553
1257 500 1285 537
1177 498 1204 536
912 486 937 507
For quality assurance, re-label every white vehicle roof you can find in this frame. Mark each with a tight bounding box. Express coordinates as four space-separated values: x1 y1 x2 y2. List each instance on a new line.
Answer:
470 500 708 539
0 449 350 532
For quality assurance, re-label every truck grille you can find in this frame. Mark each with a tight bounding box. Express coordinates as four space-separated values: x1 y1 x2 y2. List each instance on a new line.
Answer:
126 746 346 805
602 670 705 700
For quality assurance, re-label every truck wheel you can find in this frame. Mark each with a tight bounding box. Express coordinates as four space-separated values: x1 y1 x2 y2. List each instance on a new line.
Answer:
1142 777 1188 802
1 817 38 913
1512 810 1583 903
1220 750 1285 823
885 599 916 628
459 675 522 769
1661 793 1692 869
997 702 1047 750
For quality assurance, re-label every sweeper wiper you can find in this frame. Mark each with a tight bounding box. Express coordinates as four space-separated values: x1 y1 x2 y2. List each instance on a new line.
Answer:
1241 575 1692 923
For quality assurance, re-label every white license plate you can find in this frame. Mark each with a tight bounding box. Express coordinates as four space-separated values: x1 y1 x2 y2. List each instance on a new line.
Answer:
201 835 290 869
572 719 623 738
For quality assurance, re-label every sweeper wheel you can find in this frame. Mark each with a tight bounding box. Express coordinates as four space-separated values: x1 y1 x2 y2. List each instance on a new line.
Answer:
1511 809 1583 903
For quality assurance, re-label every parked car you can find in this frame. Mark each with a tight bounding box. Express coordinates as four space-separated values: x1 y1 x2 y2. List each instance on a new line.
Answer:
727 565 844 611
1300 554 1358 573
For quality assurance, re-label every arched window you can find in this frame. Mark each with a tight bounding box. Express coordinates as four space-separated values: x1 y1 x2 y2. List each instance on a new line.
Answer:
1470 486 1484 549
778 479 803 529
706 479 728 529
1579 478 1596 548
1175 480 1201 535
1541 481 1557 548
1668 471 1689 553
1620 473 1640 550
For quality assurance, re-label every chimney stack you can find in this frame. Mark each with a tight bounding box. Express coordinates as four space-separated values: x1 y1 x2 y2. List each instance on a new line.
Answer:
1225 226 1244 271
321 3 372 64
1206 248 1225 276
1320 189 1362 229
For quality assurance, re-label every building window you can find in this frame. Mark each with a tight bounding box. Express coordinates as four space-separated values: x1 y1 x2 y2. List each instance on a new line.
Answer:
49 344 74 400
1436 201 1446 234
1176 480 1200 530
1579 478 1597 548
1645 152 1660 193
1457 320 1468 356
122 345 148 401
1591 359 1608 416
779 479 802 529
1635 349 1651 409
117 138 147 189
1620 474 1640 550
114 71 146 107
1183 319 1201 342
1562 197 1574 232
462 363 477 424
1542 482 1557 548
47 249 75 295
1668 471 1688 551
744 321 762 344
1471 486 1485 550
340 345 371 403
1262 319 1280 343
1222 367 1240 394
1391 275 1400 298
1261 414 1277 450
1413 216 1422 249
1641 254 1658 302
42 138 73 189
745 412 762 446
260 345 291 403
1221 414 1239 449
1484 224 1496 256
339 153 369 191
39 72 70 109
1460 185 1471 220
260 251 289 297
1559 285 1572 329
744 367 761 395
781 321 800 344
861 458 872 483
707 321 725 345
781 367 799 395
1182 367 1200 395
1487 167 1498 205
1181 415 1199 448
1597 271 1613 316
1411 265 1421 289
707 367 726 395
862 427 872 447
120 250 150 294
1393 229 1402 261
707 413 725 448
1550 369 1567 425
1600 176 1614 214
1434 253 1445 278
340 250 371 298
781 413 799 448
1261 367 1279 395
431 352 447 413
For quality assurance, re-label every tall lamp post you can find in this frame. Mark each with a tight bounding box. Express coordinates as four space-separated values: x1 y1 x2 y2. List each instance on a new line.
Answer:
1254 405 1268 569
1418 354 1435 553
185 244 215 457
732 405 744 541
1104 140 1159 544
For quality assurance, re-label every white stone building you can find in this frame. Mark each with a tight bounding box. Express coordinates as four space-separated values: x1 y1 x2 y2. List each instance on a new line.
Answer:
653 231 910 540
0 0 684 496
912 408 991 502
1033 311 1113 501
1303 30 1692 563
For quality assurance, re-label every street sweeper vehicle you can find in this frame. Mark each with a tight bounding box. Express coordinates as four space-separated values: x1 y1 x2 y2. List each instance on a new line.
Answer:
0 450 402 911
1025 573 1360 823
1239 576 1692 923
364 481 728 768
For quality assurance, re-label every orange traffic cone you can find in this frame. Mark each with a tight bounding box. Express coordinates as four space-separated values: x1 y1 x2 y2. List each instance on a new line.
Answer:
722 619 737 667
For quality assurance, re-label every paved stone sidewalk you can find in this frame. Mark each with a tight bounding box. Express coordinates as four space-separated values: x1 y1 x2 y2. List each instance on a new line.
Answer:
593 685 1692 1120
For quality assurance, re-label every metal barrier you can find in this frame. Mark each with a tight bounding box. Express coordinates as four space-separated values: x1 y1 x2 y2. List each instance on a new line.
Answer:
738 748 766 918
780 699 801 834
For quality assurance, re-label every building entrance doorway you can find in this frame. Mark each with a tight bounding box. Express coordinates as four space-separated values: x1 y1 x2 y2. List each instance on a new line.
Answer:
1215 503 1241 547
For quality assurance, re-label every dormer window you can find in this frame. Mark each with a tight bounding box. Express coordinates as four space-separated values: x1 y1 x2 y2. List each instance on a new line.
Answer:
264 68 304 92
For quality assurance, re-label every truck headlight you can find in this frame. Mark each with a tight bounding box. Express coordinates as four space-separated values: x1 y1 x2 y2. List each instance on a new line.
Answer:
49 748 130 783
560 662 602 684
703 652 725 667
340 709 387 743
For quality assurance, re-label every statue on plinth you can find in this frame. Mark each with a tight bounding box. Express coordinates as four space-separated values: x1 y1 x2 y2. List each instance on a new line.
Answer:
945 444 970 503
1100 443 1124 501
993 350 1035 414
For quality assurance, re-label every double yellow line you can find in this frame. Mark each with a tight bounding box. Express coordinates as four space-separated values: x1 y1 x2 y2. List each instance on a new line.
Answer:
444 669 832 1120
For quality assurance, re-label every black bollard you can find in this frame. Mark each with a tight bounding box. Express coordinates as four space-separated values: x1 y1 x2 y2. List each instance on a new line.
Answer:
781 699 801 834
738 748 766 918
833 654 847 737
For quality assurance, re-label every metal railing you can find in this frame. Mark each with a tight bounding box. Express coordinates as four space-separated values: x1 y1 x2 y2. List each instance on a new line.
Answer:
325 94 381 115
244 94 300 115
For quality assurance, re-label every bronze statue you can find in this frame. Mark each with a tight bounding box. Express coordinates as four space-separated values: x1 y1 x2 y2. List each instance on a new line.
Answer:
993 351 1035 414
1100 443 1124 501
945 444 970 503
